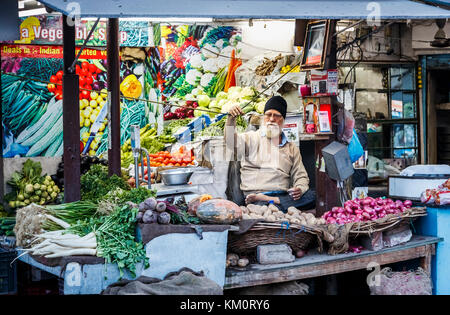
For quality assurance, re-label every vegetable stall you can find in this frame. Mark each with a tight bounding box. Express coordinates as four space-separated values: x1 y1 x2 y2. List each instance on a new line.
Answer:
1 6 446 295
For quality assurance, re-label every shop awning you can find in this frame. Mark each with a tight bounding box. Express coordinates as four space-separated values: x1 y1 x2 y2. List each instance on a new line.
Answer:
38 0 450 19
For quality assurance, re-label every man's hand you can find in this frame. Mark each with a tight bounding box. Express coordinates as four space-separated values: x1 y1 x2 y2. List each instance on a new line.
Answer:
229 105 244 118
288 187 303 200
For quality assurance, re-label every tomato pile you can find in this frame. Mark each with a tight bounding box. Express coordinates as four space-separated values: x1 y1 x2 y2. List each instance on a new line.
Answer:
139 146 195 168
47 61 104 101
46 70 64 100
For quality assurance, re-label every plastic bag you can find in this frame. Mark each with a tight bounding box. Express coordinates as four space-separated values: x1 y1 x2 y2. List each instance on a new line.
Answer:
369 267 432 295
420 179 450 205
336 105 355 144
347 129 364 163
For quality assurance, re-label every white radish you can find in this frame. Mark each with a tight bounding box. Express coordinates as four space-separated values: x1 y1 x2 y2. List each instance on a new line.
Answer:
51 239 97 248
44 214 70 229
44 248 97 258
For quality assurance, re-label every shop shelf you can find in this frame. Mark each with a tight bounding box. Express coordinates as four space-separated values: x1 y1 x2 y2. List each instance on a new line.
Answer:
0 248 17 295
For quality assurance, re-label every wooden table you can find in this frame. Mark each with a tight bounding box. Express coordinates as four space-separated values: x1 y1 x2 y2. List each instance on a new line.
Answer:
224 235 442 290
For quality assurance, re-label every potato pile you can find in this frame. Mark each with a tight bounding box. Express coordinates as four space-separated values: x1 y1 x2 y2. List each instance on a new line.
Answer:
226 253 249 268
241 204 326 226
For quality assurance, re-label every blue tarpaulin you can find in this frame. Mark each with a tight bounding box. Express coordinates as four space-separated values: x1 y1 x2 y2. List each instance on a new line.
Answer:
38 0 450 19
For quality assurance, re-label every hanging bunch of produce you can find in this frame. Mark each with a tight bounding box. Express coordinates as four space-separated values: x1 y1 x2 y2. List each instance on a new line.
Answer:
255 54 283 76
5 159 61 209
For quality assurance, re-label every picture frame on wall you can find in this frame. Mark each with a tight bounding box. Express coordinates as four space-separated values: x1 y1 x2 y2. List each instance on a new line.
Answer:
300 20 330 70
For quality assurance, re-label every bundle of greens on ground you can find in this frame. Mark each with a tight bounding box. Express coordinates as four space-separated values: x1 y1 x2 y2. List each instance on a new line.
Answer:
80 164 131 203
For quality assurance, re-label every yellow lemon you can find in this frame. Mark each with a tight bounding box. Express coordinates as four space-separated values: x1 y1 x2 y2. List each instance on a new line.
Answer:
84 119 91 127
89 150 96 156
83 109 91 118
90 100 98 108
96 95 103 103
80 118 84 127
99 122 106 132
90 91 98 100
81 132 90 142
81 99 89 108
90 114 97 123
100 89 108 98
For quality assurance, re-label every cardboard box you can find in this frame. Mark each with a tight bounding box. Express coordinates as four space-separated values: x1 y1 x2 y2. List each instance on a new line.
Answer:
310 69 338 96
283 115 302 146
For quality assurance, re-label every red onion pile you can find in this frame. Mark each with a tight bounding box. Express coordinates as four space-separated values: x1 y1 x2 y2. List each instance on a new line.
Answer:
322 197 413 225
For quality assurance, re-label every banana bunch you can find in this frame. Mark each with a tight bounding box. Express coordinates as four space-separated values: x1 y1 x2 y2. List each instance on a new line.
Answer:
280 64 300 74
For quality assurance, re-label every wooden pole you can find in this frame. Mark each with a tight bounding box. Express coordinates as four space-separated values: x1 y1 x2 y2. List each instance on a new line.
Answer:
0 48 3 204
315 20 339 216
62 14 81 202
107 18 121 176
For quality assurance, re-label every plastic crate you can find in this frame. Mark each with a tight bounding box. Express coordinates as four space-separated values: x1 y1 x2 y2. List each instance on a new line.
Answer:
0 248 17 295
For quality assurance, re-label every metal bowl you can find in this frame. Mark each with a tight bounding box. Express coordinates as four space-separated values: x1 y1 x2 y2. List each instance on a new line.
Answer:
159 167 195 186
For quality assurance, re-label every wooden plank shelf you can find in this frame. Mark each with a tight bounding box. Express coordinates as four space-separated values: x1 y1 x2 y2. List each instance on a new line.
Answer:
224 235 442 290
299 132 334 141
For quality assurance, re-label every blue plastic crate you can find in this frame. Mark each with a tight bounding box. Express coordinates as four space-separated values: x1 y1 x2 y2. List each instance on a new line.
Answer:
173 126 192 144
187 115 212 133
0 248 17 295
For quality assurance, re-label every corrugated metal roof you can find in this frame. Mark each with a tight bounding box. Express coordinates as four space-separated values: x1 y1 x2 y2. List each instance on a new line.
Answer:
38 0 450 19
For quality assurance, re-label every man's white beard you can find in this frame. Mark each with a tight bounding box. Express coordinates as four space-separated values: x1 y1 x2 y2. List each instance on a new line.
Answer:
262 123 281 139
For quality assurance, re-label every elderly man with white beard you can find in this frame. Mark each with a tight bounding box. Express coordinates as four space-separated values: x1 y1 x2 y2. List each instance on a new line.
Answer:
224 95 315 213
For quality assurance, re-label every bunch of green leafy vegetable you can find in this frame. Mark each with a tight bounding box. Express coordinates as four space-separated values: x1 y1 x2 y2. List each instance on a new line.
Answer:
173 77 195 98
162 118 192 136
80 165 131 203
68 204 149 278
196 115 247 138
107 187 157 205
204 76 219 97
